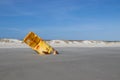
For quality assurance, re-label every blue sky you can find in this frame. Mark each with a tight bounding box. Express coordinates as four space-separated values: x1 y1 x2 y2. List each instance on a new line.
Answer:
0 0 120 40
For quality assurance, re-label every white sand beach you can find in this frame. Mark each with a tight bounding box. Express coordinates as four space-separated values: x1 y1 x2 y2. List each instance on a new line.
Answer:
0 47 120 80
0 39 120 80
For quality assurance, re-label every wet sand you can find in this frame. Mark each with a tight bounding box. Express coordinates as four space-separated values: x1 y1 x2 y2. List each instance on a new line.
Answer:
0 47 120 80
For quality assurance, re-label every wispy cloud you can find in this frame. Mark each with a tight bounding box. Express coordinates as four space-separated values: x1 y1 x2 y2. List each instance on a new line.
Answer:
0 0 14 5
1 27 22 32
0 0 109 17
0 0 101 17
0 0 36 16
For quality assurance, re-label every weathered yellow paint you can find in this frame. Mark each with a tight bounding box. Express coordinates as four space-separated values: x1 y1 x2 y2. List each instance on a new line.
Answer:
23 32 54 55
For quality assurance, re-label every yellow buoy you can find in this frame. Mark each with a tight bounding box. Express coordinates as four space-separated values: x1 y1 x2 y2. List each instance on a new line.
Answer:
23 32 58 55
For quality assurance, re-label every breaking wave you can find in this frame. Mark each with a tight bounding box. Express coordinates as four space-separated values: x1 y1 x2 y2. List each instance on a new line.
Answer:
0 39 120 48
47 40 120 47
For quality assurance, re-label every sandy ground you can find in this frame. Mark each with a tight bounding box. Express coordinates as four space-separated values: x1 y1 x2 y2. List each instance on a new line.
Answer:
0 47 120 80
